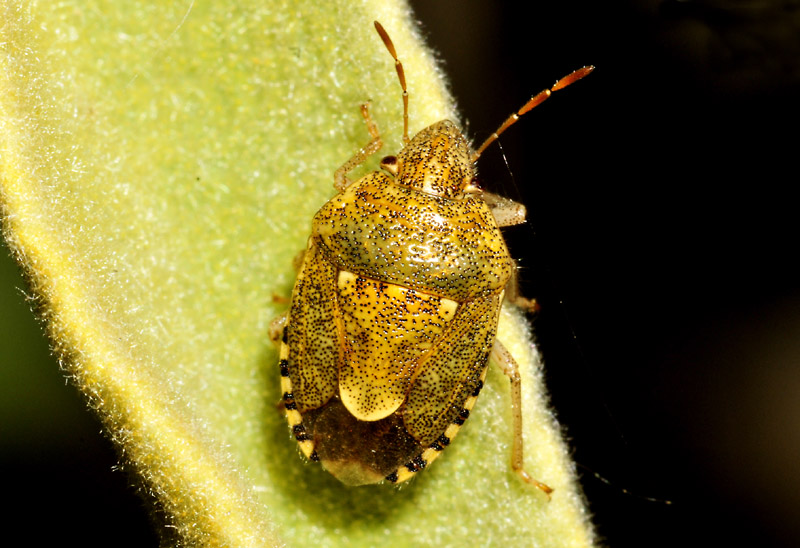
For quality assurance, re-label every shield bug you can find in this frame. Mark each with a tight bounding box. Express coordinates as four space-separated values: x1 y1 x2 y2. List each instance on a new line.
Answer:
272 21 592 493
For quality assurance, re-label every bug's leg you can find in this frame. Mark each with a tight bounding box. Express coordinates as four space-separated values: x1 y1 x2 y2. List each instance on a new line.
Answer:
491 340 553 497
268 313 287 346
290 248 307 271
504 270 539 315
483 191 527 228
270 248 307 306
486 194 537 311
334 102 383 191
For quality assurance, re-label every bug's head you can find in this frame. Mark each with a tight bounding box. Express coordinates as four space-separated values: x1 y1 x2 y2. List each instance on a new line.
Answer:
382 120 473 198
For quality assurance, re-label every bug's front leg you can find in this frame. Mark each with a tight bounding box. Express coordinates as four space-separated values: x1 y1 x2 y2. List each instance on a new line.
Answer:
482 191 527 228
333 103 383 191
488 195 537 313
491 340 553 497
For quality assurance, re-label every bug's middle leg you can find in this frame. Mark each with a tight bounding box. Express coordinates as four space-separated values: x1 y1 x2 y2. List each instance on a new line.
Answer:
334 103 383 191
268 314 287 346
503 269 539 315
269 248 308 335
491 340 553 497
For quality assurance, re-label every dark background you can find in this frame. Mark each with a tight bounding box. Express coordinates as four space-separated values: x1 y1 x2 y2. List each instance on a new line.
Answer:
408 1 799 547
2 1 798 546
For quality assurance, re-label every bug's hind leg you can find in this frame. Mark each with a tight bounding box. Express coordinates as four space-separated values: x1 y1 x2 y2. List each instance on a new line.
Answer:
491 340 553 497
334 103 383 191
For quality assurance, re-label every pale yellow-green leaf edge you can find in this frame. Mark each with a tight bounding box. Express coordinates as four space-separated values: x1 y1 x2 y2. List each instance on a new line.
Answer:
0 1 595 546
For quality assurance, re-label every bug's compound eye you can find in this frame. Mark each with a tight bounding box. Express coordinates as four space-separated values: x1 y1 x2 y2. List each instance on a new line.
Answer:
380 155 399 175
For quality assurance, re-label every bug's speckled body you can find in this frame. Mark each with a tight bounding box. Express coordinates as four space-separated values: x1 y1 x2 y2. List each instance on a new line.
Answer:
273 21 591 491
278 120 512 485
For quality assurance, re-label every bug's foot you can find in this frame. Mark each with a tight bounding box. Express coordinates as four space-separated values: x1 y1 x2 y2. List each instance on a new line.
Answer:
512 296 540 315
516 468 553 499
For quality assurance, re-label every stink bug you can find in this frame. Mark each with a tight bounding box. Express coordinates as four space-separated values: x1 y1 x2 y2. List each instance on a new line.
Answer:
272 21 592 493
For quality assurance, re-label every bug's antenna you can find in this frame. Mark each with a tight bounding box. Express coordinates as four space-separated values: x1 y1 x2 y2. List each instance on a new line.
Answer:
374 21 409 143
471 65 594 163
